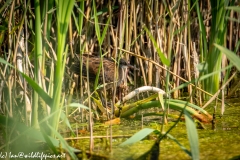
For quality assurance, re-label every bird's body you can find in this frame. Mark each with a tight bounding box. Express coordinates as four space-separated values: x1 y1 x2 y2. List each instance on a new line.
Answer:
70 54 130 89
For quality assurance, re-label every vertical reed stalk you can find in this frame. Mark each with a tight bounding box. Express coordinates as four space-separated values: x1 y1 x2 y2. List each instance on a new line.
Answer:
32 0 42 128
50 0 74 136
205 0 229 96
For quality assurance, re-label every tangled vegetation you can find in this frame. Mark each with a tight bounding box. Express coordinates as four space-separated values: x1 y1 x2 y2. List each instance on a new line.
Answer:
0 0 240 159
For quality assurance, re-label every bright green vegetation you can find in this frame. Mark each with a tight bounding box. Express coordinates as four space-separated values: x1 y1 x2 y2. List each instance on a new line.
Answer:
0 0 240 159
66 100 240 159
161 102 240 159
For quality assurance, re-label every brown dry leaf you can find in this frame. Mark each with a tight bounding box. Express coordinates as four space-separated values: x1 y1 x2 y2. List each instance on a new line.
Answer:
104 118 121 125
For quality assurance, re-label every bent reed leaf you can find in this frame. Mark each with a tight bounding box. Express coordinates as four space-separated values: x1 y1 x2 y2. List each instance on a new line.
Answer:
120 128 155 146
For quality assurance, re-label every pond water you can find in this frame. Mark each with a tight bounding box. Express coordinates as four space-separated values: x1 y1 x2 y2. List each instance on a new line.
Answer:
71 99 240 160
160 99 240 160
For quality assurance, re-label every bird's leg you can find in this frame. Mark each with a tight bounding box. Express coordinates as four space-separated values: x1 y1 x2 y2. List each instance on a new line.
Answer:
117 86 122 102
98 91 112 119
99 92 106 107
118 66 129 102
97 88 116 120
